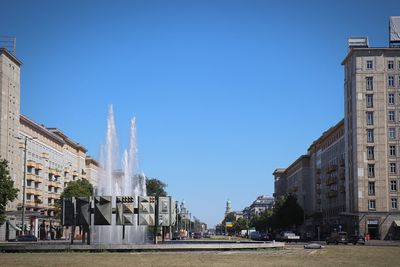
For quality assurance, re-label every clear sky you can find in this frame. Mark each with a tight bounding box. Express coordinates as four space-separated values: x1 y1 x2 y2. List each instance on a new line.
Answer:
1 0 399 227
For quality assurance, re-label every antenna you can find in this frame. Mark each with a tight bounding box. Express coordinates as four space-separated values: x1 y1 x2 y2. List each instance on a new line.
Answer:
0 36 16 54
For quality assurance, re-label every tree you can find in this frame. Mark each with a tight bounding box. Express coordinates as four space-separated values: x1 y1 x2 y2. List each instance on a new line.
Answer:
251 209 273 232
146 178 167 197
272 193 304 230
233 217 249 234
61 179 93 199
0 159 19 225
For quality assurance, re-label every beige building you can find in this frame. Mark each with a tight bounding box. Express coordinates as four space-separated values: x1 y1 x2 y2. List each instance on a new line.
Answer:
343 43 400 239
0 48 22 211
0 47 99 240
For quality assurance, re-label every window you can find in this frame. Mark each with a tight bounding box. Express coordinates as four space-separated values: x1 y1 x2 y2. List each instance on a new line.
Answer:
367 146 374 160
366 77 373 90
367 129 374 142
388 60 394 70
389 93 395 105
366 94 374 108
390 163 397 174
391 198 398 209
390 145 396 156
389 111 396 122
390 180 397 191
367 112 374 125
388 76 395 87
369 200 376 210
367 60 373 69
368 182 375 195
368 164 375 177
389 128 396 139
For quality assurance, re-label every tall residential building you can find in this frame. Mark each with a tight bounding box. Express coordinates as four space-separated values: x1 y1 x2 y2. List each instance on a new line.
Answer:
0 46 99 240
0 48 22 211
343 35 400 239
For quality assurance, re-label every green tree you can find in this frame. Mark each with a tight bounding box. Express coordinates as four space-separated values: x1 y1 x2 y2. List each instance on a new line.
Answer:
251 209 273 232
61 179 93 199
233 217 249 234
0 160 19 225
146 178 167 197
272 193 304 230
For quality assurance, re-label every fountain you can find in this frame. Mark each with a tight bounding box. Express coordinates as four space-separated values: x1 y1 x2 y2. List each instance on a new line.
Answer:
93 105 147 244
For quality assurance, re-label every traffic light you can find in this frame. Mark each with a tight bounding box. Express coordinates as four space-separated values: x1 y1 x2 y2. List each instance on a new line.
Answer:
94 196 112 225
76 197 91 226
61 197 75 226
138 196 155 226
116 196 135 225
158 197 170 226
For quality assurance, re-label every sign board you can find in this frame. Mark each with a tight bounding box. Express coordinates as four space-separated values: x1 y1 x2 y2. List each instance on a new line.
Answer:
225 222 233 228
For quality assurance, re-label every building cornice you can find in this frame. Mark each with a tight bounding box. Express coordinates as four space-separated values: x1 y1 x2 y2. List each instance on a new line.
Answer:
0 48 22 66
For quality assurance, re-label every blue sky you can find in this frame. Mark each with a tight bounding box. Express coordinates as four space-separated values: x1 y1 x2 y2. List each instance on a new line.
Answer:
1 0 399 227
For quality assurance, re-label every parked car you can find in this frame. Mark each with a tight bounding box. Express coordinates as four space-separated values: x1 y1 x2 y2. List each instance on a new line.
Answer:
192 232 202 239
172 232 181 240
326 231 348 245
349 235 365 245
250 231 262 241
260 232 272 241
16 235 38 242
277 231 300 242
203 232 211 238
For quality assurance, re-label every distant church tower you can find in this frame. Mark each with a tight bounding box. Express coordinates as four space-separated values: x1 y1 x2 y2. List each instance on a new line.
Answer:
225 199 232 215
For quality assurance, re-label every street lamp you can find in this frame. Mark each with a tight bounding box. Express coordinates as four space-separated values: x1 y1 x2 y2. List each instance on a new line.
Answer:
15 135 37 234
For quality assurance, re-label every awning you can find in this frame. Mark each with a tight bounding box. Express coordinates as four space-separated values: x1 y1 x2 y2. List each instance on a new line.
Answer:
6 220 22 231
393 220 400 227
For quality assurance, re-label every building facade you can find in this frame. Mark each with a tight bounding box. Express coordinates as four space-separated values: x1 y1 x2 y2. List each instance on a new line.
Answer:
343 45 400 239
0 47 99 240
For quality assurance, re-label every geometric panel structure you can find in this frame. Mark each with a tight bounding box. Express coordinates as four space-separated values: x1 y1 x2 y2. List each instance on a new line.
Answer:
170 197 177 226
138 196 155 226
116 196 135 225
76 197 91 226
94 196 112 225
158 196 170 226
61 197 75 226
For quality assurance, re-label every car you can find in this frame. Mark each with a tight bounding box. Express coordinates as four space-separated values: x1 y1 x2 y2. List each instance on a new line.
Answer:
249 231 262 241
172 232 181 240
349 235 365 245
326 231 348 245
192 232 202 239
16 235 38 242
203 232 211 238
259 232 272 241
278 231 300 242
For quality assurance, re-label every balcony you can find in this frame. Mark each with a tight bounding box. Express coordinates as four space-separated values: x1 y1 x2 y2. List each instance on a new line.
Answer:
340 185 346 193
41 152 49 159
26 188 36 195
26 173 37 182
339 159 345 167
327 190 338 198
339 171 345 180
48 192 56 199
326 165 338 174
35 163 43 170
64 166 71 173
72 170 79 177
326 176 338 185
27 160 36 168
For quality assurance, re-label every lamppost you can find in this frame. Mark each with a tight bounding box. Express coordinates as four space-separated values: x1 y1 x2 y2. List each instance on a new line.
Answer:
16 135 37 234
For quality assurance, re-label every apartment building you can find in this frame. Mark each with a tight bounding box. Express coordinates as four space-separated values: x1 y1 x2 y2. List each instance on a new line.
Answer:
308 120 345 236
343 34 400 239
0 48 22 211
0 47 99 240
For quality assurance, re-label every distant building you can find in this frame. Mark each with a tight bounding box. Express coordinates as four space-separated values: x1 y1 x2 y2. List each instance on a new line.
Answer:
242 195 274 220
